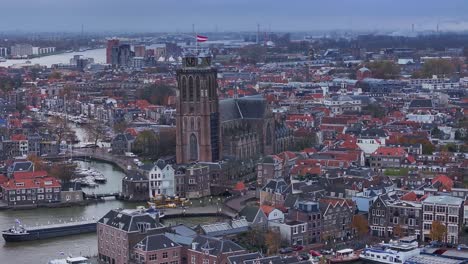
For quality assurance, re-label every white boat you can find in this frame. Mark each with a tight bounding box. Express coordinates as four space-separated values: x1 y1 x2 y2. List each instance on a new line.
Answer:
0 57 6 62
328 248 360 263
48 256 89 264
93 174 107 183
360 236 420 263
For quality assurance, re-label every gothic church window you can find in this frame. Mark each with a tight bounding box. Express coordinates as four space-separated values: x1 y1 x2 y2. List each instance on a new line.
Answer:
189 76 194 101
195 76 200 101
190 134 198 161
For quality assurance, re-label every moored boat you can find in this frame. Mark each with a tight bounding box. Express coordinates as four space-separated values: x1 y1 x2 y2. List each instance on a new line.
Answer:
327 248 360 263
2 219 97 242
360 236 420 263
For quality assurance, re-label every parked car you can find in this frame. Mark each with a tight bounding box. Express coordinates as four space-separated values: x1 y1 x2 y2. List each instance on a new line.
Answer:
299 253 309 260
279 247 293 254
309 250 322 257
293 245 304 251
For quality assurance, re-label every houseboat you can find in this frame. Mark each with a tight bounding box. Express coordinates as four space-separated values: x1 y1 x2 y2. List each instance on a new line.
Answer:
360 236 420 263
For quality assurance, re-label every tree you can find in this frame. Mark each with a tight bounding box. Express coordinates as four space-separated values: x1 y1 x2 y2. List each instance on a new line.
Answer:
352 214 369 238
132 130 159 157
264 229 281 255
430 221 447 242
84 120 107 149
49 71 62 80
0 76 21 92
50 116 71 145
367 61 400 79
113 120 129 134
239 45 267 64
431 127 443 139
418 59 455 78
363 104 387 118
393 224 403 238
140 84 176 106
27 154 47 171
48 162 76 184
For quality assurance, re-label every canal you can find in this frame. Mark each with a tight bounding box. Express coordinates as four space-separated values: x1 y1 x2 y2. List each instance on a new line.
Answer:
0 160 222 264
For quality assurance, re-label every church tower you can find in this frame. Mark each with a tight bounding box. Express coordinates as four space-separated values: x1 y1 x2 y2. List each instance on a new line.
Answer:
176 51 220 164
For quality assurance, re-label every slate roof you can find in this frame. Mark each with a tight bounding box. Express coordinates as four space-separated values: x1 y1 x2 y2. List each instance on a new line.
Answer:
201 219 249 237
262 179 289 194
238 206 260 222
409 99 433 108
190 235 245 255
360 128 388 138
99 209 163 232
220 95 268 122
170 224 197 237
164 232 194 246
155 159 167 170
228 252 263 264
135 234 181 252
123 171 148 181
10 161 34 174
113 133 135 142
244 256 310 264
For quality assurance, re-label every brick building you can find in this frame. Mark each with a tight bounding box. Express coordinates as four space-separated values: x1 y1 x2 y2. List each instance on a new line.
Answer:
97 209 166 264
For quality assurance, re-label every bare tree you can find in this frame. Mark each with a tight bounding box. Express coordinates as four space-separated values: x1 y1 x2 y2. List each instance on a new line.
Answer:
84 120 107 150
49 116 70 145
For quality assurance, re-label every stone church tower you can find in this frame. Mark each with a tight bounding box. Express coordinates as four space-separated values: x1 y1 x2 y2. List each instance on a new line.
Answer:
176 52 220 164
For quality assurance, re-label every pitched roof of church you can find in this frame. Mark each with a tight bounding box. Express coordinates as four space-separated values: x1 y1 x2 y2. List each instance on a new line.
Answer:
219 95 268 122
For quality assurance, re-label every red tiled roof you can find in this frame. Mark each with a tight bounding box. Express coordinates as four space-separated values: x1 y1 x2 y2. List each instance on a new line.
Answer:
432 174 453 191
0 174 8 184
372 146 406 157
1 177 61 190
10 134 27 141
13 170 48 180
125 128 138 137
233 181 246 191
260 205 276 216
400 191 418 202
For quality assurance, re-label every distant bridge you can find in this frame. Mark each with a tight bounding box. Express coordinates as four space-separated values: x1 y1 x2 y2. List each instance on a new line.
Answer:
84 192 121 200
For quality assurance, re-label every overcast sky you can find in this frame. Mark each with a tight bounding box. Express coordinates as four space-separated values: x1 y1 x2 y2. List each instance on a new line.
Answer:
1 0 467 33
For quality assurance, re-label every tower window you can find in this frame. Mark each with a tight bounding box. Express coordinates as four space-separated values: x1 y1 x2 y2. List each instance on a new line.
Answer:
195 76 200 101
189 76 194 101
190 133 198 161
207 76 212 98
181 76 187 101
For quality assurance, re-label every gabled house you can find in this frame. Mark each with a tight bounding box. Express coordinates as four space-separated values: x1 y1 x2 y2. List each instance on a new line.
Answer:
111 133 135 155
147 159 175 198
238 206 268 230
260 205 284 223
319 197 355 242
186 235 247 264
259 179 290 208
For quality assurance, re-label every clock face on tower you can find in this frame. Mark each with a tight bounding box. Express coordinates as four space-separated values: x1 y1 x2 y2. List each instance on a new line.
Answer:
186 57 196 67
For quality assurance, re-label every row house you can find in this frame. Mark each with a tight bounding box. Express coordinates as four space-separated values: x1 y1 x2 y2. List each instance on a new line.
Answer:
98 209 166 264
288 199 322 244
269 220 308 246
422 195 464 244
0 176 61 206
133 234 182 264
256 155 284 186
369 194 422 239
370 146 408 171
319 197 355 242
259 179 289 208
145 160 175 198
187 236 247 264
174 164 211 199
